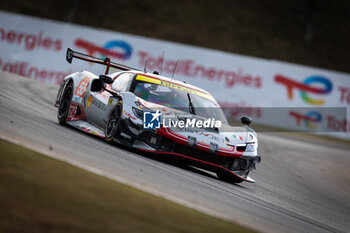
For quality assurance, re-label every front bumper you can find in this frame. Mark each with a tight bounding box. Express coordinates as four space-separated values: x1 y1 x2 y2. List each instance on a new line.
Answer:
116 118 261 182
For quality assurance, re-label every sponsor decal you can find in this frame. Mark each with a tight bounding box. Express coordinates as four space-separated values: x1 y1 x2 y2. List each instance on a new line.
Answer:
289 111 322 129
122 110 137 120
72 96 82 103
232 134 243 140
97 89 112 100
120 132 132 139
108 98 114 106
89 130 99 136
74 38 132 60
91 97 106 111
74 76 90 98
196 132 224 143
136 75 216 102
275 74 333 105
87 95 93 108
68 105 77 120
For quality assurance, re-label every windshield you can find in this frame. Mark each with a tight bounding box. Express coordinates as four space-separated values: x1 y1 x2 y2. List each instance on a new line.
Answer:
132 75 228 123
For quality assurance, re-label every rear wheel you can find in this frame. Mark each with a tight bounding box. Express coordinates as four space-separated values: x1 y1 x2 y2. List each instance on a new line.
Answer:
216 170 244 183
57 81 73 125
105 100 123 143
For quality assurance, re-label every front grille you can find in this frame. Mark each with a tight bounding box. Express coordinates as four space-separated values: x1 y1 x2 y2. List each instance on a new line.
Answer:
236 145 246 152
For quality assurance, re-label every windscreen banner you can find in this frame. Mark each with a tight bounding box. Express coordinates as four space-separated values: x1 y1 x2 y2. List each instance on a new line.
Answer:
0 11 349 139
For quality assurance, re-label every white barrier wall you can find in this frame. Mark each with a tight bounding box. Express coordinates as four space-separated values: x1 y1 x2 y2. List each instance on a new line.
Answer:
1 11 349 139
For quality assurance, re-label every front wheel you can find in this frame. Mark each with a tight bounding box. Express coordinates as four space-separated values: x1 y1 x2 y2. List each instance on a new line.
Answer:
105 100 123 143
57 81 73 125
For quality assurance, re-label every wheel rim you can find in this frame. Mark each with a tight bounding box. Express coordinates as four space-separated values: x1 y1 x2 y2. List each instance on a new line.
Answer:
58 86 72 119
106 105 121 137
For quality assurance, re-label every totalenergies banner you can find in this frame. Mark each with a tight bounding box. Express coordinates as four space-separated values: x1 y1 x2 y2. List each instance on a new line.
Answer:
0 11 349 139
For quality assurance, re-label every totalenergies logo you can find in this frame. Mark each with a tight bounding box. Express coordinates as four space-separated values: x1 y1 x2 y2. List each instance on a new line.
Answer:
74 38 132 60
275 74 333 105
290 111 322 129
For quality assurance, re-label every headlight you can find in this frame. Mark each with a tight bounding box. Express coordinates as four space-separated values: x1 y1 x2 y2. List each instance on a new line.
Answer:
132 107 143 119
245 143 255 152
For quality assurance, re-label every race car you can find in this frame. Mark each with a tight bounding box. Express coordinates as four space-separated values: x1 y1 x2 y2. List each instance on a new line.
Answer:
55 48 261 183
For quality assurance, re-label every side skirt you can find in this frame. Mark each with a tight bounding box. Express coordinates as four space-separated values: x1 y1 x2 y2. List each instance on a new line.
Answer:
67 120 105 138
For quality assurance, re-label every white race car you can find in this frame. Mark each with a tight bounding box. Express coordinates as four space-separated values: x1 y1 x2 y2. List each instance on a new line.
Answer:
55 48 261 183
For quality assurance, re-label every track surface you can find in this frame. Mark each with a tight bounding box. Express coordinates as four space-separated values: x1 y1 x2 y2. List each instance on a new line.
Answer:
1 72 349 233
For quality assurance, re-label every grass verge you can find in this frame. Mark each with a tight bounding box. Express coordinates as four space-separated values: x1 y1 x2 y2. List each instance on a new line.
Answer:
0 139 256 233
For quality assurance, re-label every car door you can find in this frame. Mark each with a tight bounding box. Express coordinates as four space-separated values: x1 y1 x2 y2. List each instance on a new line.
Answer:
85 72 135 128
84 88 111 128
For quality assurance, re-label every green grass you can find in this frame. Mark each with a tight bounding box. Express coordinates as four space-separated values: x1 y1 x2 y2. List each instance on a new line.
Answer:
0 139 256 233
0 0 349 73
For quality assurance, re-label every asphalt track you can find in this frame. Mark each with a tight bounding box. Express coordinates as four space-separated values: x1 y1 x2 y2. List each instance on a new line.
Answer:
0 71 349 233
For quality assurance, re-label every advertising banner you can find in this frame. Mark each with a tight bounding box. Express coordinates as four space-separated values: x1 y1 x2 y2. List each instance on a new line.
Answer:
1 11 349 139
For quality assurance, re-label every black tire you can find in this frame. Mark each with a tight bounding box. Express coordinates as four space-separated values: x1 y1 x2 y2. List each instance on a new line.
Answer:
57 81 73 125
105 100 123 143
216 170 243 183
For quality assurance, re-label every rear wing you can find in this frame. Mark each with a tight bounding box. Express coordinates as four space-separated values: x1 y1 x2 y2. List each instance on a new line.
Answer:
66 48 140 74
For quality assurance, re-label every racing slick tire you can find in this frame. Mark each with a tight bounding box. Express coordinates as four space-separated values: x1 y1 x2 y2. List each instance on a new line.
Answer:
105 100 123 143
216 170 244 183
57 81 73 125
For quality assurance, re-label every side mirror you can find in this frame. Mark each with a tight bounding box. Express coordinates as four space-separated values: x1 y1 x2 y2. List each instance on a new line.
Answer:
241 116 252 126
99 75 114 84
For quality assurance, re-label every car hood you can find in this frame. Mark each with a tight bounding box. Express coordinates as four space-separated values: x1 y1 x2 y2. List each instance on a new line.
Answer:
135 97 258 156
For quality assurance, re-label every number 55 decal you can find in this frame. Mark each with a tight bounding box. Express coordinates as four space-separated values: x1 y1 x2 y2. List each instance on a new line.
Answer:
74 76 91 98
